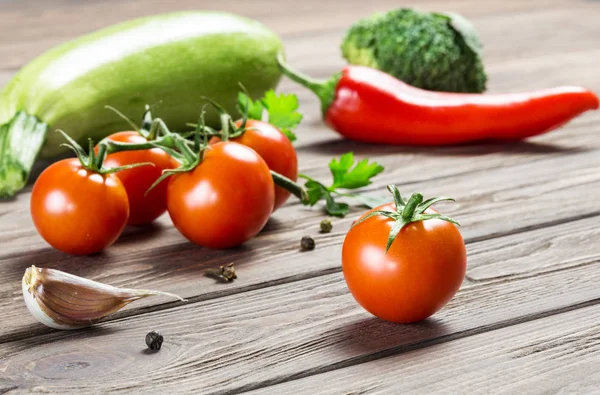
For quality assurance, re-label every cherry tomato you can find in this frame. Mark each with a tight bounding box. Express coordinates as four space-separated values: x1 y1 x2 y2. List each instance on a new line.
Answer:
211 119 298 211
98 131 177 225
30 158 129 255
342 203 467 323
167 141 274 249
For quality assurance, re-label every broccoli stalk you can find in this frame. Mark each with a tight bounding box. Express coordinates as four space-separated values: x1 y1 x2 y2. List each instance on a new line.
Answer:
341 8 487 93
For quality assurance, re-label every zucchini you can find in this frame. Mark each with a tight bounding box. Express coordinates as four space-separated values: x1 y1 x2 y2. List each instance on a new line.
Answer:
0 11 284 197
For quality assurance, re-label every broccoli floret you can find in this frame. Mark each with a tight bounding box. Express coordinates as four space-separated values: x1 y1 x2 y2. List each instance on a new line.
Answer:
341 8 487 93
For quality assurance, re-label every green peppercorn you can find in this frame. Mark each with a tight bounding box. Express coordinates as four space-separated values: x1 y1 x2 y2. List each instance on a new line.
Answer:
320 219 333 233
145 331 163 351
301 236 315 251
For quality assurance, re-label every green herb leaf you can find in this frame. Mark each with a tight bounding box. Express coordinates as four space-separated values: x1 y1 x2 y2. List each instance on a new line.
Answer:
324 194 350 217
329 152 355 186
298 152 384 217
238 90 302 142
237 92 265 121
352 194 390 209
303 178 328 206
299 175 350 216
329 152 384 189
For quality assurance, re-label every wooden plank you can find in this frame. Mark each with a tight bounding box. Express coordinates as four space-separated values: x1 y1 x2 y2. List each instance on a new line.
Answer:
3 108 598 252
0 0 596 196
1 0 600 392
249 304 600 395
0 0 596 78
0 0 575 49
2 0 595 368
3 81 599 254
2 147 600 341
1 216 600 393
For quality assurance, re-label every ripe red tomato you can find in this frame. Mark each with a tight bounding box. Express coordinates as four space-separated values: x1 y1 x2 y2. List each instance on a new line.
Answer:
98 131 177 225
30 158 129 255
342 203 467 323
166 141 274 249
211 119 298 211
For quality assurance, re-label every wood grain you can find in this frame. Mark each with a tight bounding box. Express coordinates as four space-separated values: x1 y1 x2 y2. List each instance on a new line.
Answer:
2 147 600 341
2 216 600 393
250 304 600 395
1 0 600 392
2 145 600 342
0 0 578 71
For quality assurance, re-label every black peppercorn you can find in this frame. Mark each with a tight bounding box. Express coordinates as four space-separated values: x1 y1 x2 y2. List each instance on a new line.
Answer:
320 219 333 233
300 236 315 251
145 331 163 351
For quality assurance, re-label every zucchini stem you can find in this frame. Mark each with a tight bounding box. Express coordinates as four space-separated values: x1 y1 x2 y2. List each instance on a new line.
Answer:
0 112 48 198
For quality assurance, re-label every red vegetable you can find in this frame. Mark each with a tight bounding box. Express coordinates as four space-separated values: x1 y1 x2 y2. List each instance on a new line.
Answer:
342 186 466 323
166 141 275 249
31 133 139 255
31 159 129 255
278 55 599 145
98 131 177 225
211 119 298 211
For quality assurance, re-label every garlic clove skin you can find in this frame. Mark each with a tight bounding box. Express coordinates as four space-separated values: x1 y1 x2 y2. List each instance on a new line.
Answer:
22 265 185 330
22 270 78 330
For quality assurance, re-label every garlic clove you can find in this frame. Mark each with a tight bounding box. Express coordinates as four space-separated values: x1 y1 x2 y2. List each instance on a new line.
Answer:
22 265 185 330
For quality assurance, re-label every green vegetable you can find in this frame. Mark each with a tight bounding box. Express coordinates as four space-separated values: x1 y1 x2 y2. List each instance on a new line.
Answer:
0 11 284 197
238 90 303 141
300 152 384 217
341 8 487 93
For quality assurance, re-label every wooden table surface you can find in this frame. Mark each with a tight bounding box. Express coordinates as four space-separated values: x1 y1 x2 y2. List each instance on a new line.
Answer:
2 0 600 393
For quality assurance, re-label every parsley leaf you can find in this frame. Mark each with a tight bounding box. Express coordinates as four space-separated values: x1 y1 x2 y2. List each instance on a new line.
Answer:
237 92 265 121
238 90 303 142
324 195 350 217
300 152 384 217
329 152 384 189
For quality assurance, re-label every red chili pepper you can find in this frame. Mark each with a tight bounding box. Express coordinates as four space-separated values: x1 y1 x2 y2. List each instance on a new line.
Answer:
277 55 599 145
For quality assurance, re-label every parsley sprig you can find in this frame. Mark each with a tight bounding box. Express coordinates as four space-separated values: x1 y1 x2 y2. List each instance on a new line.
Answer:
300 152 385 217
238 90 303 141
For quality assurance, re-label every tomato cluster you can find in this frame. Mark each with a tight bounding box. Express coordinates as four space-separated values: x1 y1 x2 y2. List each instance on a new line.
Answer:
31 116 298 255
30 104 467 325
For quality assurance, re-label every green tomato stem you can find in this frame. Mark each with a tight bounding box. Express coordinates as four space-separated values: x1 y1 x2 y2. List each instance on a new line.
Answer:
105 133 180 154
401 193 424 220
106 140 155 153
351 185 460 254
271 170 308 203
220 113 231 141
95 141 108 170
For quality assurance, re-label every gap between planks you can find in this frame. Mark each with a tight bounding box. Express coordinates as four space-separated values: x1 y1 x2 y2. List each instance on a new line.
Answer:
2 111 599 258
2 147 600 343
248 302 600 395
3 208 599 346
1 1 599 383
2 214 600 393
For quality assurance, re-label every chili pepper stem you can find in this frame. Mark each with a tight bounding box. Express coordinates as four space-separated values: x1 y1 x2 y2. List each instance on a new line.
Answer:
276 53 340 115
